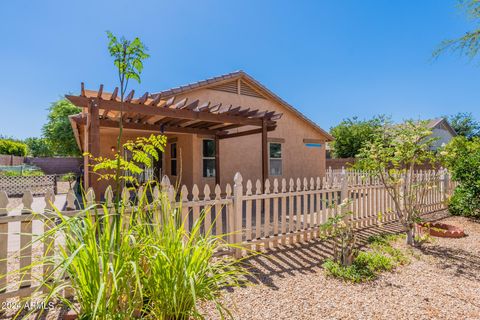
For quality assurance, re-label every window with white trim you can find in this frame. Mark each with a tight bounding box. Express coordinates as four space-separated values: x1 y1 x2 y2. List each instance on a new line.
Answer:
269 142 282 176
202 139 215 177
170 143 177 176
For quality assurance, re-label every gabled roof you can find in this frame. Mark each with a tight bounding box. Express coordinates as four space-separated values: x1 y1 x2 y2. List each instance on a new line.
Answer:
152 71 334 141
427 118 457 137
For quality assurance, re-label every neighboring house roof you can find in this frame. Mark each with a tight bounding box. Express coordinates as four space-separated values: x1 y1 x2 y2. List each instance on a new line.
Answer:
152 70 334 141
427 118 457 137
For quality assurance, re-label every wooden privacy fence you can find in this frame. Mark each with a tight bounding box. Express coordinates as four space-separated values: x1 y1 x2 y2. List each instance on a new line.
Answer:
0 169 453 302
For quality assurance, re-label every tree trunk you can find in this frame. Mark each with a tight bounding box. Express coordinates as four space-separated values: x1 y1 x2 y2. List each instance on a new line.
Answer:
406 227 415 246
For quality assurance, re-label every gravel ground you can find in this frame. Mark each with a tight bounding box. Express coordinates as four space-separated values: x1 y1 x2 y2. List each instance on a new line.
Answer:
202 213 480 320
2 212 479 320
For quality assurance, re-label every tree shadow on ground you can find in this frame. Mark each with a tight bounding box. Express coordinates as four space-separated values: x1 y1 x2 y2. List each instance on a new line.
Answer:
418 243 480 282
238 210 451 290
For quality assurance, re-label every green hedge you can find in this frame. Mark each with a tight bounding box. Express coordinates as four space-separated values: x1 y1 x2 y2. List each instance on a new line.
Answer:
0 139 28 156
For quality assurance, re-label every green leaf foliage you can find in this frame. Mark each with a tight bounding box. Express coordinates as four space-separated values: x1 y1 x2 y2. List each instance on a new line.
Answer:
442 136 480 217
433 0 480 60
42 99 81 156
106 31 150 96
0 139 28 156
86 134 167 187
447 112 480 139
24 137 54 157
330 115 387 158
355 120 438 245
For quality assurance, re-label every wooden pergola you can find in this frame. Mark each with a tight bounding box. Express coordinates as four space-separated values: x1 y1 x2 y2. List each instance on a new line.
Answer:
67 83 282 190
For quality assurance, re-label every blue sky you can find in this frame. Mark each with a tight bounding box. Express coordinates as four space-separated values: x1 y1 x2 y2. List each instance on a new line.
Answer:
0 0 479 139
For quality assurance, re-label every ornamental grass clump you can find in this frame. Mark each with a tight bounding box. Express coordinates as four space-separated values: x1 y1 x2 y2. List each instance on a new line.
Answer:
7 185 246 319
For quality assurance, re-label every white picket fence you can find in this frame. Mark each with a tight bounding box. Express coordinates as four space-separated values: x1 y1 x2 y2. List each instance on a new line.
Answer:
0 169 453 302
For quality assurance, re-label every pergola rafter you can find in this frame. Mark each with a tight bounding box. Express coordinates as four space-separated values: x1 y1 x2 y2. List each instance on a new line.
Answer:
67 83 282 188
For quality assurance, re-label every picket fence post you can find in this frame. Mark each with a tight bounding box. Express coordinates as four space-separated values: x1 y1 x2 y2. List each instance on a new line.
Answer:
340 171 348 216
440 168 449 201
232 172 243 258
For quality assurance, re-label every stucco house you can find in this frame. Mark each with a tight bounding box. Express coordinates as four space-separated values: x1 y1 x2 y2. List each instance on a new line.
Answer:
67 71 333 195
427 118 457 150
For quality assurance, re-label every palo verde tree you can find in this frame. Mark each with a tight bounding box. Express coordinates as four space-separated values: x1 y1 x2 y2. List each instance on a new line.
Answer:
433 0 480 60
356 120 438 246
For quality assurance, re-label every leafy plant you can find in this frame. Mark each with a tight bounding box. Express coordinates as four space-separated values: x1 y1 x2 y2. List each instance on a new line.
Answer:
85 134 167 187
323 232 408 282
321 200 357 267
6 184 245 319
0 170 45 177
329 115 387 158
42 99 82 156
61 172 77 190
105 31 150 204
24 137 54 157
356 120 438 245
446 112 480 139
442 136 480 217
0 139 28 156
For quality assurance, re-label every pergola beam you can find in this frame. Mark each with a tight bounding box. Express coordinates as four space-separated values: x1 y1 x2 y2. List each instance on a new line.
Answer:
217 125 276 140
66 95 264 127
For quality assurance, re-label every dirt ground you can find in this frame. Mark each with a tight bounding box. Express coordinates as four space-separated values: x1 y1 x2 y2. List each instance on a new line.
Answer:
202 213 480 320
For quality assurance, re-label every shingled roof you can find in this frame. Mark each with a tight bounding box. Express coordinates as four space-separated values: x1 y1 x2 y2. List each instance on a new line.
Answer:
152 71 334 141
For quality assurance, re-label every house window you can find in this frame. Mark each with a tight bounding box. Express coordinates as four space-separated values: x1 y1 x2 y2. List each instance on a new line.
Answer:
170 143 177 176
202 139 216 177
269 142 282 176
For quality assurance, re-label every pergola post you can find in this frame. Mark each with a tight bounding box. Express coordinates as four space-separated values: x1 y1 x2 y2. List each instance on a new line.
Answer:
215 135 220 186
87 101 100 198
262 119 268 184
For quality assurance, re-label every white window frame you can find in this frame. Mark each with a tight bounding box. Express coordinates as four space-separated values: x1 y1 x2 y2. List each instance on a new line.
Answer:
170 143 177 176
268 142 282 176
202 139 216 178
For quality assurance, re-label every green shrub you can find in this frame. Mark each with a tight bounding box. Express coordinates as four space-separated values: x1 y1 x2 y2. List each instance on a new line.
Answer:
322 259 375 283
323 233 408 282
0 169 44 176
0 139 27 156
448 185 480 217
442 136 480 218
24 137 54 157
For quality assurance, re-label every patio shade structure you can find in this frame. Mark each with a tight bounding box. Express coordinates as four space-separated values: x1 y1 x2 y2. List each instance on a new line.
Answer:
66 83 283 191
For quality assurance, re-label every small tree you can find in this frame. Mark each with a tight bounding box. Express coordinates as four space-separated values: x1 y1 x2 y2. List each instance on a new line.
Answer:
356 120 438 245
321 204 356 266
330 115 386 158
105 31 150 205
24 137 54 157
42 99 81 156
447 112 480 139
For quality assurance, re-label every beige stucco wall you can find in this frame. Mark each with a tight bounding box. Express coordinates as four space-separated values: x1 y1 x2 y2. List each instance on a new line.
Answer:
78 86 328 194
171 88 327 189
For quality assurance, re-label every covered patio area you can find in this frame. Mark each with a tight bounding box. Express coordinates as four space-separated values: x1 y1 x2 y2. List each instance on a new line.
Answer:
67 83 282 194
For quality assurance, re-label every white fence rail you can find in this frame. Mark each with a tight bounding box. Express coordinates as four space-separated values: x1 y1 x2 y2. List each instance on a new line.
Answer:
0 169 453 302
